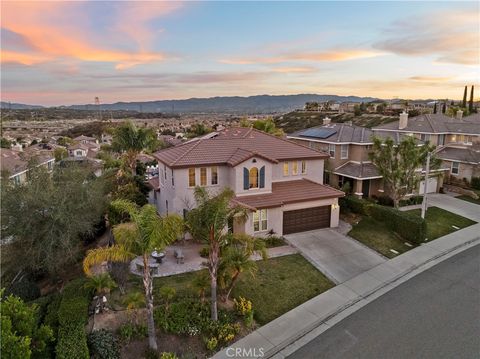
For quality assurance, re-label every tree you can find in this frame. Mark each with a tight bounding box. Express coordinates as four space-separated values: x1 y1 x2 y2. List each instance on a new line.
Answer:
0 291 54 359
442 101 446 113
469 85 474 113
433 102 437 114
218 235 266 302
1 164 107 276
252 118 284 137
187 123 212 138
368 136 439 208
111 121 156 175
83 200 183 351
54 147 67 162
462 86 468 108
186 187 247 321
1 137 11 148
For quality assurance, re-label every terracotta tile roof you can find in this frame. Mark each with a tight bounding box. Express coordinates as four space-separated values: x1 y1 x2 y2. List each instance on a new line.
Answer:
74 135 97 141
333 161 382 179
232 179 344 210
153 127 327 168
147 176 160 190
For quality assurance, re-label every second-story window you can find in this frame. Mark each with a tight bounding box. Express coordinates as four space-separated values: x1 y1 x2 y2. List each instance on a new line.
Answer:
328 144 335 158
341 144 349 159
200 167 207 186
301 160 307 174
211 166 218 185
292 161 298 175
188 168 196 187
249 167 258 188
420 134 431 142
283 162 289 176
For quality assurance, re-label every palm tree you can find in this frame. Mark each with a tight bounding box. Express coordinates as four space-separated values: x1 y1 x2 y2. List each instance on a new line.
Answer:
191 271 210 303
84 273 117 296
111 121 156 175
83 199 183 351
186 187 247 321
123 291 146 324
219 235 267 302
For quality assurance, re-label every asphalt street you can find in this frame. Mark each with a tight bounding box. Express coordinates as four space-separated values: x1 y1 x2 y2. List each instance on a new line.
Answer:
288 244 480 359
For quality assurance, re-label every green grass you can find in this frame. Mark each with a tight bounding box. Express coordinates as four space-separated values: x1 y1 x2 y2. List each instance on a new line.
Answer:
407 207 476 240
111 254 334 326
348 217 412 258
456 195 480 205
232 254 334 325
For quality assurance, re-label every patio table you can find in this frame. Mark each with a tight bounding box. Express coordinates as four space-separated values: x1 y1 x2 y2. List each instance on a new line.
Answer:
151 250 166 263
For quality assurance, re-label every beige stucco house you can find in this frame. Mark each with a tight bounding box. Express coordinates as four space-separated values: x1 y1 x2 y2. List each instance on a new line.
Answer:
0 148 54 185
152 127 344 236
373 112 480 186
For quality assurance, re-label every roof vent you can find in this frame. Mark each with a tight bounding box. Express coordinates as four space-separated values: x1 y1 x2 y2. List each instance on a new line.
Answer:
323 117 331 125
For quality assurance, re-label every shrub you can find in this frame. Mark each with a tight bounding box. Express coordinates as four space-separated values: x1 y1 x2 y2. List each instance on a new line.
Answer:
118 323 147 343
471 177 480 190
160 352 179 359
56 279 92 359
199 246 209 258
204 337 218 351
5 276 41 302
340 196 371 215
376 195 394 207
88 329 120 359
399 195 423 207
233 296 252 317
263 236 286 248
369 204 427 244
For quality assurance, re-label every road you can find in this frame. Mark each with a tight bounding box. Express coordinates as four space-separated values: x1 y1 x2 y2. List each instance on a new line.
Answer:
288 244 480 359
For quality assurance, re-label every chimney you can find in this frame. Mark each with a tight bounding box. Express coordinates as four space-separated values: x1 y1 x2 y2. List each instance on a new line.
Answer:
399 111 408 129
323 117 331 125
456 110 463 120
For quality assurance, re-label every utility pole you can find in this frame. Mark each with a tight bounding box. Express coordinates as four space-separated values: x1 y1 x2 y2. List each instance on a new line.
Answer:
421 151 431 219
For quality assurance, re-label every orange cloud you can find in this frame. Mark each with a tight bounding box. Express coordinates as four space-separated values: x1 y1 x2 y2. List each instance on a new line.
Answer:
0 1 177 68
220 49 384 65
271 66 317 73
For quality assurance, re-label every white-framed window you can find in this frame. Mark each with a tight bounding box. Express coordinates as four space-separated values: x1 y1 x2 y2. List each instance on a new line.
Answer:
47 161 53 171
200 167 207 186
340 144 349 159
253 209 267 232
328 144 335 158
301 160 307 174
283 162 289 176
75 150 83 156
451 162 460 175
188 168 196 187
292 161 298 175
464 136 472 144
12 175 21 186
211 166 218 185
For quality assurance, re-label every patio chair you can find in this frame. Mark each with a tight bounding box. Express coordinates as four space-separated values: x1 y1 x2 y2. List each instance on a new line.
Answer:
174 249 185 264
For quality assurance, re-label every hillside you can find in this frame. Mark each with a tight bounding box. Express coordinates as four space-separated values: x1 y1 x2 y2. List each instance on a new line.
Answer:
0 102 44 110
274 111 398 133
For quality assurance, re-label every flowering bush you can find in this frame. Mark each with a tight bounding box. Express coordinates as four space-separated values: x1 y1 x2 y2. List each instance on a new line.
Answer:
233 297 252 317
204 337 218 351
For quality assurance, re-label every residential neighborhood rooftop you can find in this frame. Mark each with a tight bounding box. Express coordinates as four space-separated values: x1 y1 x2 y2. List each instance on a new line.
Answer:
232 178 344 210
0 148 54 176
436 146 480 164
153 127 328 168
373 113 480 134
332 161 381 180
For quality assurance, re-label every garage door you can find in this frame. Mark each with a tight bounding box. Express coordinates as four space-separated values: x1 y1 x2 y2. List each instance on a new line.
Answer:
419 177 438 194
283 206 331 235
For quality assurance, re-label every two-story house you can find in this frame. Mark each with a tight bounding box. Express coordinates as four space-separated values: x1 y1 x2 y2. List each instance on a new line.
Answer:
0 148 54 185
373 112 480 185
152 127 344 236
287 118 413 198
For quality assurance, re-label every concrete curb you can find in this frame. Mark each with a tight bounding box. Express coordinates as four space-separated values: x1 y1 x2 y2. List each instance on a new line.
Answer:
212 224 480 359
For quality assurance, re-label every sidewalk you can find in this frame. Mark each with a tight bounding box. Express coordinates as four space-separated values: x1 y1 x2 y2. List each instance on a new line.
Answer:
213 224 480 359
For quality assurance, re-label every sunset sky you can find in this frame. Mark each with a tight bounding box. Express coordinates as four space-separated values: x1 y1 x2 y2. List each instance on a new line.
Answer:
1 1 479 106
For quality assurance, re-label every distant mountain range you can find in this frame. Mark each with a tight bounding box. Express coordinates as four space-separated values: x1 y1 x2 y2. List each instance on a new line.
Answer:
1 102 44 110
1 94 380 114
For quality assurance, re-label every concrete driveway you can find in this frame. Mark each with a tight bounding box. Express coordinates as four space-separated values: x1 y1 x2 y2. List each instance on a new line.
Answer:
427 193 480 221
284 229 386 284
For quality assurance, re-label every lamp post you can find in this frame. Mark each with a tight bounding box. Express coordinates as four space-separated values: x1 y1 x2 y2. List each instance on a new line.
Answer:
421 151 431 219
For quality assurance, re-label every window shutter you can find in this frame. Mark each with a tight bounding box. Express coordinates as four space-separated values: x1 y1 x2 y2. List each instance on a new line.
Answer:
259 166 265 188
243 167 249 190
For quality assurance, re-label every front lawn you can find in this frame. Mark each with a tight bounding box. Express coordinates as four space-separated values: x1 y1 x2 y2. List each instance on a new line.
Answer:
348 217 412 258
406 206 476 240
456 195 480 205
232 254 334 325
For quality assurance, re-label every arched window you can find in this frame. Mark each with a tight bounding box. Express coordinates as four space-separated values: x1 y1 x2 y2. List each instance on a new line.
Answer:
249 167 258 188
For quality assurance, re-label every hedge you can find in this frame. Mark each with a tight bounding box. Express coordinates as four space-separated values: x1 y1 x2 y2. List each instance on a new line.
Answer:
56 279 92 359
471 177 480 190
339 196 371 215
369 204 427 244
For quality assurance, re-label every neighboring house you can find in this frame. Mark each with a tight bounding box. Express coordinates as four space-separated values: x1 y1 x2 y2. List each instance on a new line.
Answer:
373 112 480 184
152 127 344 236
0 148 54 185
287 118 410 198
73 135 98 145
65 135 103 176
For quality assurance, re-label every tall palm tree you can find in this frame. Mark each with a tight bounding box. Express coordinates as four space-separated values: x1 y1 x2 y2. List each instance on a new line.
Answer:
83 199 183 351
186 187 247 321
111 121 156 175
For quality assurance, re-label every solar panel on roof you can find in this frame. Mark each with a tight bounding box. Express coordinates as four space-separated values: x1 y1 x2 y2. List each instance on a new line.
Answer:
300 128 337 139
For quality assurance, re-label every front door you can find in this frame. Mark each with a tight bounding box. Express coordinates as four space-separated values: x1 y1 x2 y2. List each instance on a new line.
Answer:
361 179 370 198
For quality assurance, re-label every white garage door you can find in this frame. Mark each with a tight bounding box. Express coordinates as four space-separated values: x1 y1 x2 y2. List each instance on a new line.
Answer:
419 177 438 194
